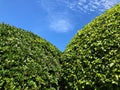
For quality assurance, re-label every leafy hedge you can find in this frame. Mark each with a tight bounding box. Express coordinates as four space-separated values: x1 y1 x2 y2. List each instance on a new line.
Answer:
0 3 120 90
0 23 61 90
61 4 120 90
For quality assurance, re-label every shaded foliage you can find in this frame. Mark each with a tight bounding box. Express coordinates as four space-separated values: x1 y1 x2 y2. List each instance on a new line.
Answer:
61 4 120 90
0 23 61 90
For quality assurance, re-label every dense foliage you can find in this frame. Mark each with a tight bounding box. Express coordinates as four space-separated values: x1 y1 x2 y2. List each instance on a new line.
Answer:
0 23 61 90
61 4 120 90
0 3 120 90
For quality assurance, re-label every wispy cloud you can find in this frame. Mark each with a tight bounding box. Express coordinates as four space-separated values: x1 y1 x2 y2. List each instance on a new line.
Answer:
36 0 120 32
49 16 72 33
37 0 120 13
61 0 120 13
36 0 73 33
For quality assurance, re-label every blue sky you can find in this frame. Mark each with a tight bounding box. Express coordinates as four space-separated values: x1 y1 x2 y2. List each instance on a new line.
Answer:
0 0 120 51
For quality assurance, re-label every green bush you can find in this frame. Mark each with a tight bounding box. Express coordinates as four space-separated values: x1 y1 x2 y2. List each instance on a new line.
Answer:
61 4 120 90
0 23 61 90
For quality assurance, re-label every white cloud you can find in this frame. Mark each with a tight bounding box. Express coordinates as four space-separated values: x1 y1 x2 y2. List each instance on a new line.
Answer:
49 16 72 33
36 0 73 33
36 0 120 32
37 0 120 13
61 0 120 13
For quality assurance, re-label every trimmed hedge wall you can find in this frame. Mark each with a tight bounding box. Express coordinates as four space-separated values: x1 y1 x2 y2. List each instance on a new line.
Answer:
61 4 120 90
0 23 61 90
0 3 120 90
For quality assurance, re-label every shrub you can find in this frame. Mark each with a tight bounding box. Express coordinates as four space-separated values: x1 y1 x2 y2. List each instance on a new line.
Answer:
61 4 120 90
0 23 61 90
